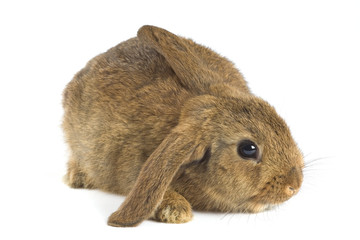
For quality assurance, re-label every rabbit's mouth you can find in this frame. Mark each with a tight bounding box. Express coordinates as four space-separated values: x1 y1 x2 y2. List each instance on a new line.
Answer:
238 186 299 213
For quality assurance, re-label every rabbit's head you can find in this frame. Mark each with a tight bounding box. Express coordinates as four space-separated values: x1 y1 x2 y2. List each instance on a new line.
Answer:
173 94 304 213
107 26 303 227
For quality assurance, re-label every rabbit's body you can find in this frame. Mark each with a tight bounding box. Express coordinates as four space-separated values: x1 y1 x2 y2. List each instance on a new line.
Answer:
63 26 303 227
63 36 248 194
63 38 191 194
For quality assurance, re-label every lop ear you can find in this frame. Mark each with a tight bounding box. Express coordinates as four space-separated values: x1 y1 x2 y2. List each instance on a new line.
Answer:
107 130 204 227
138 25 247 93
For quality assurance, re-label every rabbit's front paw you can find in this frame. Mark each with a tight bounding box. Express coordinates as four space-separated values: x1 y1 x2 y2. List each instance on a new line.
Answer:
153 190 193 224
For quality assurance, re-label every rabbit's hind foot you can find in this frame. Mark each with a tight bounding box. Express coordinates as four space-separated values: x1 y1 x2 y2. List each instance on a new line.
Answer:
63 158 95 189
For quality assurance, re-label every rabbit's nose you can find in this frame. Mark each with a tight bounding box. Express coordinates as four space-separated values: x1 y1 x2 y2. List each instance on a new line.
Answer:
288 167 303 187
285 186 297 196
284 167 303 196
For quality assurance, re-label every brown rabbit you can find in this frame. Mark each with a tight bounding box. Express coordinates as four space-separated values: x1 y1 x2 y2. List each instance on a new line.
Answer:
62 25 304 227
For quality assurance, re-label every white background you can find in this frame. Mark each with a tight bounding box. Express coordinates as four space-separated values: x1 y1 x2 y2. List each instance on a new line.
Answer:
1 0 359 239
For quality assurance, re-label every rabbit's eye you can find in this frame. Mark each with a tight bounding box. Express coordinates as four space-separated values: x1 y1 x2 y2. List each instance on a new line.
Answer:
237 140 259 161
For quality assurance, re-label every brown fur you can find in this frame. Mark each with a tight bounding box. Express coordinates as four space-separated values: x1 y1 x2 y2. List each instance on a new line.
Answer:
62 26 304 227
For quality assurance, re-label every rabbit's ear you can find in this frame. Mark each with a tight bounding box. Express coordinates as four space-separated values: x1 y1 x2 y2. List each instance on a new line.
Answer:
107 129 205 227
137 25 220 91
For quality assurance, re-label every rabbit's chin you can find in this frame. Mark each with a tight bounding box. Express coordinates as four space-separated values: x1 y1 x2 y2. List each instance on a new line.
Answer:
237 202 278 213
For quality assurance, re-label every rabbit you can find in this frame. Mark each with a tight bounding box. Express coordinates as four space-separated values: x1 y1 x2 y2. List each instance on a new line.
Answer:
62 25 304 227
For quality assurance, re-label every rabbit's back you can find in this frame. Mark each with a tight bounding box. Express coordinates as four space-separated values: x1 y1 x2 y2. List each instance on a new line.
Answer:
63 38 193 193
